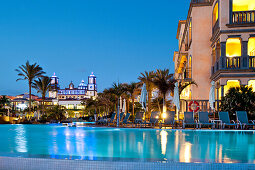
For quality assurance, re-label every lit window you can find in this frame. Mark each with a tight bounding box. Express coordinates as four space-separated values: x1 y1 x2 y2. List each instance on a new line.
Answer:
189 19 192 43
213 2 219 26
224 80 240 96
248 37 255 56
248 80 255 92
226 38 241 57
233 0 255 12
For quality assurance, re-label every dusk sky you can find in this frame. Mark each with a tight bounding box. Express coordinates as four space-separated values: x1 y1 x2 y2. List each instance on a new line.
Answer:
0 0 189 96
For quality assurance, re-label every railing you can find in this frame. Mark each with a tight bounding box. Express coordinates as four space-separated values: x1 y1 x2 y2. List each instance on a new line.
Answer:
226 57 240 69
180 100 221 114
232 10 255 24
250 56 255 68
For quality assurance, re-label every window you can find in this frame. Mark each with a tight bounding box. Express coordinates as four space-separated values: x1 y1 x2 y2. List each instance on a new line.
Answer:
248 80 255 92
188 19 192 43
226 38 241 57
233 0 255 12
224 80 240 96
248 37 255 56
213 2 219 26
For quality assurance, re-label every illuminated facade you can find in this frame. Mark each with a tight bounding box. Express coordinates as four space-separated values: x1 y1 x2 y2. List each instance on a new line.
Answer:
49 72 97 109
174 0 255 112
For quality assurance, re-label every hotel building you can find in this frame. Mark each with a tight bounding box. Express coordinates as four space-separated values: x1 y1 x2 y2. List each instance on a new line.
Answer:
174 0 255 113
49 72 97 109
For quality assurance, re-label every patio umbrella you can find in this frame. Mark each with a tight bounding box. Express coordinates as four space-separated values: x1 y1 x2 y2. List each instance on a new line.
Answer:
209 81 215 111
139 83 147 110
122 98 126 113
173 82 180 120
119 96 122 112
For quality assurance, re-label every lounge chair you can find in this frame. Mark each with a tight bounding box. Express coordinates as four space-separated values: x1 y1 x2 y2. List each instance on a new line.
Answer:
236 111 254 129
133 112 144 127
219 112 238 129
107 113 116 126
160 111 175 129
121 113 131 127
142 111 160 128
197 112 215 129
183 112 198 129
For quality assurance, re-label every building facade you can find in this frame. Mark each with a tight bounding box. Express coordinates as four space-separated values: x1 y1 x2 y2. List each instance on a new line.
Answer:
49 72 97 109
174 0 255 113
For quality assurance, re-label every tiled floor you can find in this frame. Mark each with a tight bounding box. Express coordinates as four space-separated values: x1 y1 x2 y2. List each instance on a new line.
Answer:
1 157 255 170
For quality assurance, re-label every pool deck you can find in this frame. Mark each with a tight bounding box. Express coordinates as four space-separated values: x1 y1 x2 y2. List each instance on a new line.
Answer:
1 157 255 170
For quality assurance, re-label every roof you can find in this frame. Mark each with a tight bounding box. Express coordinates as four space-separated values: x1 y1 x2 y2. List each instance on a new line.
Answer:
176 20 186 39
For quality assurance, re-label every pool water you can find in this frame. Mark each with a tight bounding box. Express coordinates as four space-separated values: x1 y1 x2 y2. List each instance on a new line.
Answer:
0 125 254 163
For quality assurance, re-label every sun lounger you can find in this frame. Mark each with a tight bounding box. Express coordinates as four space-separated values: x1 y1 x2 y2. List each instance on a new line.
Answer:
160 111 175 129
197 112 215 129
236 111 254 129
121 113 131 127
219 112 238 129
142 111 159 128
133 112 144 127
107 113 116 126
183 112 198 129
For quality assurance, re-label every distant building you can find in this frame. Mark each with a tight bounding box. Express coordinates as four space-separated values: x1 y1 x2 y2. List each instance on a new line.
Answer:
48 72 97 109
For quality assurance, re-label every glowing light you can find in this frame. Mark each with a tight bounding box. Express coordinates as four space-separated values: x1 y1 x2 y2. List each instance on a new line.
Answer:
226 38 241 57
17 103 27 110
248 37 255 56
233 0 255 12
156 116 159 119
162 112 167 119
160 130 168 155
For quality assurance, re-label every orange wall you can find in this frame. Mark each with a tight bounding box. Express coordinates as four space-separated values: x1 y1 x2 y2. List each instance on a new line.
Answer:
190 5 212 100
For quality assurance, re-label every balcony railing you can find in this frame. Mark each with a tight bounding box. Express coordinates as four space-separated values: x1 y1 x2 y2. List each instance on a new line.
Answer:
232 10 255 24
211 56 255 76
250 56 255 68
226 57 240 69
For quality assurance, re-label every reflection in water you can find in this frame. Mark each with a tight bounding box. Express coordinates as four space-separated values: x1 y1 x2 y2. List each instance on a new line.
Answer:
1 125 255 163
15 125 27 153
160 130 168 155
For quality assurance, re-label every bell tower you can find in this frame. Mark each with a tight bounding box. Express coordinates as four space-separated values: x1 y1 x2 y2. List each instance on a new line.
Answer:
49 73 60 98
87 72 97 96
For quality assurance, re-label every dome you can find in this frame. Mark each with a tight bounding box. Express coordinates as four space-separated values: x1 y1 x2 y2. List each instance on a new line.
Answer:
78 80 87 89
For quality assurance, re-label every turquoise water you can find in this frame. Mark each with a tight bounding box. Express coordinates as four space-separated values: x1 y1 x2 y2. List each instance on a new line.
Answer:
0 125 255 163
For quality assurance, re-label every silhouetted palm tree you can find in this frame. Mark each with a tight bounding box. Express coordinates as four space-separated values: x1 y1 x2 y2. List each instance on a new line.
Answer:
33 76 51 115
123 82 137 116
178 80 197 96
138 71 155 118
16 61 45 115
153 69 176 114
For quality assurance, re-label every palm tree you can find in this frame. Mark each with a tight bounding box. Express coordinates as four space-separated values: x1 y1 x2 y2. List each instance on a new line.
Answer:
0 95 10 109
138 71 155 118
33 76 51 116
178 80 197 96
153 69 176 114
151 96 172 113
16 61 45 115
123 82 137 116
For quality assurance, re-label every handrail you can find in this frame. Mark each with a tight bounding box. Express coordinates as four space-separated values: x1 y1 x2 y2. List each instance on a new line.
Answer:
232 10 255 24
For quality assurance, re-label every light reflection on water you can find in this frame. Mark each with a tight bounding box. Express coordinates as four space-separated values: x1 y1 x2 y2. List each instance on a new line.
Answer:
0 125 255 163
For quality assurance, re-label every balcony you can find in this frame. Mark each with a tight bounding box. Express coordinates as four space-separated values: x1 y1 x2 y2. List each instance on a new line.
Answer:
211 56 255 76
232 10 255 25
250 56 255 68
226 57 240 69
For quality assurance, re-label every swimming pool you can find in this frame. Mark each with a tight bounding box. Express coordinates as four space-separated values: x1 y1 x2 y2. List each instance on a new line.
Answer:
0 124 254 163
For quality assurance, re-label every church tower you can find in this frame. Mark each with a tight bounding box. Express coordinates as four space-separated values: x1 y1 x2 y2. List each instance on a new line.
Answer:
49 73 60 98
87 72 97 97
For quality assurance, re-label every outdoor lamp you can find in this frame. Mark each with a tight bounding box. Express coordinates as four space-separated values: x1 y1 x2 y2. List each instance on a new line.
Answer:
162 112 167 119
